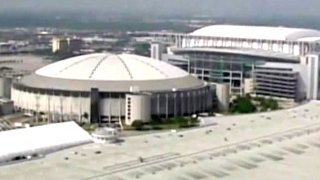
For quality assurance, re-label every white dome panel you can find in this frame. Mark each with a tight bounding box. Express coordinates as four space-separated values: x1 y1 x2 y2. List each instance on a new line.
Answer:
35 53 188 81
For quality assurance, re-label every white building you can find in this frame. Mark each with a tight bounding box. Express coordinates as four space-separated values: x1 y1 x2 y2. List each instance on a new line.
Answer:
152 25 320 101
52 37 82 53
304 54 320 100
52 37 68 53
11 53 214 126
150 42 165 60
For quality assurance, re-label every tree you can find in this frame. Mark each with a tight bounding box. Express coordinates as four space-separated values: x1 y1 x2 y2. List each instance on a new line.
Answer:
258 98 279 111
133 43 150 57
230 96 256 114
267 98 279 110
131 120 144 130
82 112 89 119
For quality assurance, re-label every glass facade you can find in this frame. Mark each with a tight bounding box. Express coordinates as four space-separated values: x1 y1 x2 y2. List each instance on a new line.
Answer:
175 51 294 95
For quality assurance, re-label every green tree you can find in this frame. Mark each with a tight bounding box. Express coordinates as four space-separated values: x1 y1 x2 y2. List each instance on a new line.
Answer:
230 96 256 114
131 120 144 130
267 98 279 110
258 98 279 111
82 112 89 119
133 43 150 57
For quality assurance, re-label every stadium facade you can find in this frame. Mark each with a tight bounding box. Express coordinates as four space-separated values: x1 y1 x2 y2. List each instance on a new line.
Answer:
11 53 214 126
152 25 320 101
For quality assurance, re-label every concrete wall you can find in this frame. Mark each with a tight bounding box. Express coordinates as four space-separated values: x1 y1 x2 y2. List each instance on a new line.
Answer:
0 100 13 116
215 83 230 112
305 54 320 100
255 61 309 101
99 97 125 120
11 87 91 122
244 78 254 94
125 93 151 125
0 77 12 99
12 85 213 125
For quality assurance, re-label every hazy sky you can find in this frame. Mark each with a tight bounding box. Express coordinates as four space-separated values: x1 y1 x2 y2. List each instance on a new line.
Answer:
1 0 320 17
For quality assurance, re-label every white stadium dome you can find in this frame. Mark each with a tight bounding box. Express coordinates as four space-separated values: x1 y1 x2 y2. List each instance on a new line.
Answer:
18 53 203 92
36 53 188 81
190 24 320 41
12 53 213 125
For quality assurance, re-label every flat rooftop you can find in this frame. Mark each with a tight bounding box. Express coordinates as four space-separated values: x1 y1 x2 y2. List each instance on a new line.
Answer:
0 54 50 72
1 101 320 180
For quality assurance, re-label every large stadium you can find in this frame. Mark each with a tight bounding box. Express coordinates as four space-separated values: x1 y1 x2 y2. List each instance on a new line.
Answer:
153 25 320 101
11 53 214 126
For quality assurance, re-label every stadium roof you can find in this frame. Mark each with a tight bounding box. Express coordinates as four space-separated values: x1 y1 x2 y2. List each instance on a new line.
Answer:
0 121 92 164
36 53 188 81
18 53 205 92
1 101 320 179
190 25 320 41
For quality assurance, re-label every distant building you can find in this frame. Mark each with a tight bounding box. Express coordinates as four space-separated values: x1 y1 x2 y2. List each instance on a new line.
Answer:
153 25 320 102
161 54 189 71
52 38 68 53
150 42 166 60
67 38 82 53
52 37 82 53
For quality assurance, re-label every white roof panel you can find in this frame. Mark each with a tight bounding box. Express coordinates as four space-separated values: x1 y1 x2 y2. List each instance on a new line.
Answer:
0 121 92 163
190 25 320 41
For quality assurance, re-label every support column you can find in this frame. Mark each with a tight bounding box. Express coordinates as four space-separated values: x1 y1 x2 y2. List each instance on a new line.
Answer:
175 93 178 117
35 93 40 124
181 93 184 116
60 93 63 122
108 93 111 123
47 92 51 124
165 94 169 119
268 40 272 51
118 94 123 129
78 92 82 123
289 42 294 54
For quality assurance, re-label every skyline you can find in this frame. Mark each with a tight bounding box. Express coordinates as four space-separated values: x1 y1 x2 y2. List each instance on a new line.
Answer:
1 0 320 18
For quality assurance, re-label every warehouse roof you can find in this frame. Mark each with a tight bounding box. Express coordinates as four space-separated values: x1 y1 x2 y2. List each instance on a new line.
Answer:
0 121 92 164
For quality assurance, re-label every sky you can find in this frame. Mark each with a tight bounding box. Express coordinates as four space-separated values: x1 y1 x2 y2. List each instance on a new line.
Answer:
1 0 320 18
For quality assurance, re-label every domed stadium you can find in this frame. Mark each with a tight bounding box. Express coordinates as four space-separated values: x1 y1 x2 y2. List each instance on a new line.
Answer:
11 53 214 126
